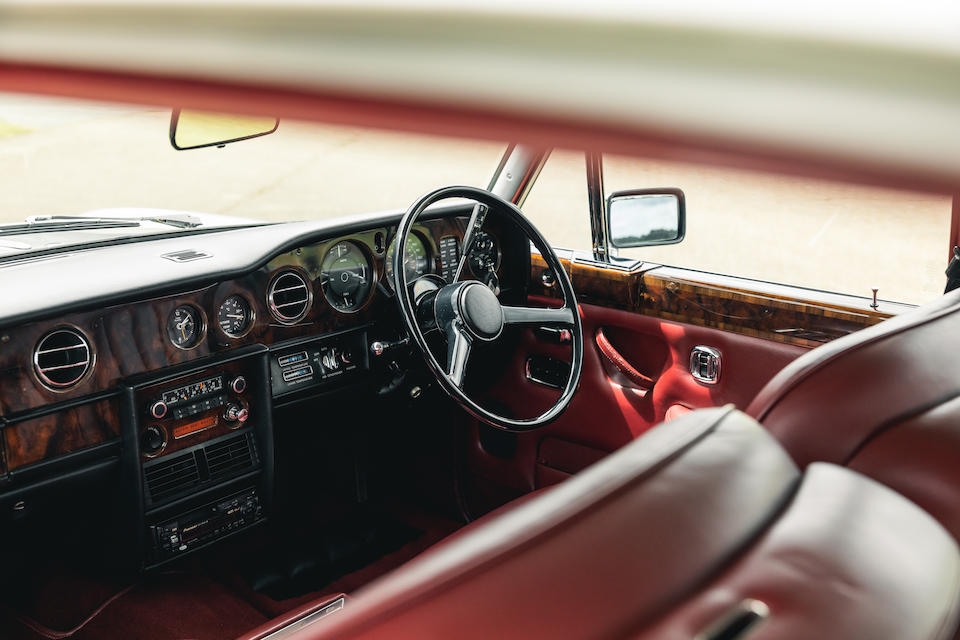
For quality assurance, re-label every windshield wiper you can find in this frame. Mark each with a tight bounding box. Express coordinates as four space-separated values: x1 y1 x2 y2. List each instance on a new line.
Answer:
25 213 204 229
0 219 138 238
0 214 204 238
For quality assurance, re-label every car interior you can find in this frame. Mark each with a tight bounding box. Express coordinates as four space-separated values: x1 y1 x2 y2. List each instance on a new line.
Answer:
2 4 960 640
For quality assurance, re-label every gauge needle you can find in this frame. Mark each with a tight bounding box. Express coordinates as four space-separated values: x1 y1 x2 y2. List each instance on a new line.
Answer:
227 314 244 319
181 327 186 340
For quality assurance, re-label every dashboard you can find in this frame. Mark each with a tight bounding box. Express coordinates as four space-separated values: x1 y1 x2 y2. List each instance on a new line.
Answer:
0 206 524 569
0 215 509 415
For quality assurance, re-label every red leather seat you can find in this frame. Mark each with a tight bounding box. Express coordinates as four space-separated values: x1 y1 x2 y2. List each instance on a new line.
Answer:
746 288 960 540
262 407 960 639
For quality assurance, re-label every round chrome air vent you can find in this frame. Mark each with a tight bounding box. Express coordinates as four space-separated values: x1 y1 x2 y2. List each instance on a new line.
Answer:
34 327 93 389
267 270 312 324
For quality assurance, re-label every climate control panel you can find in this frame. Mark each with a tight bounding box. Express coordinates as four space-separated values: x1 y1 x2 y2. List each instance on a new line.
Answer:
136 359 259 461
270 330 368 398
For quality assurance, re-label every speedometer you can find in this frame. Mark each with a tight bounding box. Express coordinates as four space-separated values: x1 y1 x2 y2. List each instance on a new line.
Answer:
320 240 374 312
386 233 431 285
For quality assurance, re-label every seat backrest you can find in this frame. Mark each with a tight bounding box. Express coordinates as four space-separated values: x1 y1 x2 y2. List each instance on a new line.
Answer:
636 463 960 640
305 407 798 638
746 287 960 538
289 407 960 640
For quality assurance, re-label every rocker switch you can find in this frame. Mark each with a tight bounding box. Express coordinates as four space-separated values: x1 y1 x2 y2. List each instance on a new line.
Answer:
690 346 721 384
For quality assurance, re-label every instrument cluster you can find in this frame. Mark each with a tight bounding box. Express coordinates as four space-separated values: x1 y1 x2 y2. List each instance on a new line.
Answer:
162 224 501 351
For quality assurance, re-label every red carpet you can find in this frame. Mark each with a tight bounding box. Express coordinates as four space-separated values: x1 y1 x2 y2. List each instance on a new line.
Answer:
3 572 267 640
0 508 462 639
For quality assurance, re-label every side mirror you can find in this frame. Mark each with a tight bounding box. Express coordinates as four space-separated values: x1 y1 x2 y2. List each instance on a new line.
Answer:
606 188 685 248
169 109 278 150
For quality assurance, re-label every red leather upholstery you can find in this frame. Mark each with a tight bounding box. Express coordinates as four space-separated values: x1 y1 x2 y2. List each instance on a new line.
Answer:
636 464 960 640
576 304 808 425
270 408 960 639
746 288 960 540
468 303 805 502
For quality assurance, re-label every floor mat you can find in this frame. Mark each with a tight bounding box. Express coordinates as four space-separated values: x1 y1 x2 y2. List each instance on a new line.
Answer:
241 512 423 601
3 571 268 640
218 507 463 619
0 506 464 639
2 566 132 634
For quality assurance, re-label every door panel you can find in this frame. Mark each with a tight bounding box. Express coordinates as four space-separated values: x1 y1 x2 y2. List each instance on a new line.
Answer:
467 303 808 505
581 303 808 422
530 254 911 347
462 251 908 514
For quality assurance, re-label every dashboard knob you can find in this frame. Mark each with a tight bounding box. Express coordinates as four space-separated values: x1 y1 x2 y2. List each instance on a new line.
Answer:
369 337 409 357
141 425 166 456
149 400 168 420
224 403 249 423
322 350 340 371
230 376 247 394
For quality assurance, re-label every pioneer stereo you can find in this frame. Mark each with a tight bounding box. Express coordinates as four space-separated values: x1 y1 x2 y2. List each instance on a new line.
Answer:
149 488 263 562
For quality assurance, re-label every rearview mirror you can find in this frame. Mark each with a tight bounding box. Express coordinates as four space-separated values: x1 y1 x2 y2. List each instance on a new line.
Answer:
169 109 278 150
606 188 685 248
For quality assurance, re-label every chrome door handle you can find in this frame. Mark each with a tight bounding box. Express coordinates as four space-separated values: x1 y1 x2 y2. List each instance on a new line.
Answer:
690 346 721 384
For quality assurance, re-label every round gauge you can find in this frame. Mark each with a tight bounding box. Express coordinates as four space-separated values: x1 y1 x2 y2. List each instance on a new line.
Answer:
166 305 203 349
217 295 253 337
320 240 374 312
468 230 501 277
385 233 431 286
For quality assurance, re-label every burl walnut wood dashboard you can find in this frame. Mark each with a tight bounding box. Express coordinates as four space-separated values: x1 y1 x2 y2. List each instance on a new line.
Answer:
0 215 480 478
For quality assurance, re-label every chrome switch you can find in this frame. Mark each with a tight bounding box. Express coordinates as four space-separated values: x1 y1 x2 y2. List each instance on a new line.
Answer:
690 346 721 384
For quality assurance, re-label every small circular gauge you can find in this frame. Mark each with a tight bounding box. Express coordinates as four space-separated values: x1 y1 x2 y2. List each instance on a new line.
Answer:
167 305 203 349
217 295 253 337
468 230 501 277
385 232 431 286
320 240 374 312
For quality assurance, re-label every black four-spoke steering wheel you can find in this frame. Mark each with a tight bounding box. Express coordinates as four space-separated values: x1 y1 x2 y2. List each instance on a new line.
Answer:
393 186 582 430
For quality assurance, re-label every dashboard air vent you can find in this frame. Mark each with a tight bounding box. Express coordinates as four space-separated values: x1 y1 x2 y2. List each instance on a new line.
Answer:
205 432 258 480
34 328 92 389
144 450 200 504
268 270 311 323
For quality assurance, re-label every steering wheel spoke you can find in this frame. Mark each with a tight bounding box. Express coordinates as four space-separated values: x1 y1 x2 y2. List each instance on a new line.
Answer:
446 323 473 388
502 304 575 327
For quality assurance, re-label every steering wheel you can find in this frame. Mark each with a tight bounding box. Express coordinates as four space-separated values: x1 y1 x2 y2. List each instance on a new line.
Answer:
393 185 583 430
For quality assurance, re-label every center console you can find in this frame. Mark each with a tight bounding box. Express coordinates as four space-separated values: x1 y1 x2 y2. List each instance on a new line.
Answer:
121 330 371 570
122 345 274 569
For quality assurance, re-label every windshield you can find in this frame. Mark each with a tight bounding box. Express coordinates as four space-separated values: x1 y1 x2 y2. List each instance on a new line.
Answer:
0 92 505 255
